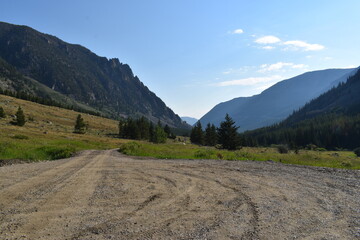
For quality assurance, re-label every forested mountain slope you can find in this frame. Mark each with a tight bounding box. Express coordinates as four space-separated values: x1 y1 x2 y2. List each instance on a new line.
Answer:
200 68 356 131
244 69 360 149
0 21 187 128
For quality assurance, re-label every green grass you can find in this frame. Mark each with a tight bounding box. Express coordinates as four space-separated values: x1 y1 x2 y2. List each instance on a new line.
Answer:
0 133 116 161
119 141 360 170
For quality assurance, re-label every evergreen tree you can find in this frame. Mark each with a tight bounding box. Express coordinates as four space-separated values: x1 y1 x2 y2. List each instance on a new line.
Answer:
138 116 150 140
190 121 204 145
217 114 240 150
118 119 125 137
74 114 86 134
205 123 218 146
14 106 26 126
0 106 5 118
149 122 155 142
164 124 171 137
152 125 167 143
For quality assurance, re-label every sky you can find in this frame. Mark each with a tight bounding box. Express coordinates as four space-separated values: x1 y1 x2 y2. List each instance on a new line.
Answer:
1 0 360 118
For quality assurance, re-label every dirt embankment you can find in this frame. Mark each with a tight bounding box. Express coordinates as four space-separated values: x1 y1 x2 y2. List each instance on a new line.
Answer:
0 150 359 239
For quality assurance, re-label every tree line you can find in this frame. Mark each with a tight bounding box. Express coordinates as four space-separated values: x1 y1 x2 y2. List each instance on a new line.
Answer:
118 116 176 143
242 112 360 150
0 88 101 117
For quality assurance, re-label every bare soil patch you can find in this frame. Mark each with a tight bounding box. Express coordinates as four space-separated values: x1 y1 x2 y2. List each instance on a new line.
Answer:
0 150 359 239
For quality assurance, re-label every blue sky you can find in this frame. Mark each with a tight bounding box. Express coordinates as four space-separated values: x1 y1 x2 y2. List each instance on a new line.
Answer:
1 0 360 118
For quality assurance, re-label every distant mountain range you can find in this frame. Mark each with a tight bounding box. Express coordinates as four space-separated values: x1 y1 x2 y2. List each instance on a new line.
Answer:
199 68 357 132
181 116 198 126
0 21 188 129
244 68 360 149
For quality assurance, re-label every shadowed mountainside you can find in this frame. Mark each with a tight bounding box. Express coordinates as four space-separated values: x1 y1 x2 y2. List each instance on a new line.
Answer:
0 21 188 128
199 68 356 131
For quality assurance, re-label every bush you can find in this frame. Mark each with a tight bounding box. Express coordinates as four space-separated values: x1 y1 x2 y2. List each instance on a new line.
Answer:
0 106 5 118
354 147 360 157
277 145 289 154
12 134 29 140
305 144 317 150
194 149 215 159
119 142 141 155
38 146 75 160
13 107 26 126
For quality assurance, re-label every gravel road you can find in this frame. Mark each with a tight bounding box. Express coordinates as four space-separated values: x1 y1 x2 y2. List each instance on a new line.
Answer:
0 149 359 239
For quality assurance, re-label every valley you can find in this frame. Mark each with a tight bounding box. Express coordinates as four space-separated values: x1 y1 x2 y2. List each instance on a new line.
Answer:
0 11 360 240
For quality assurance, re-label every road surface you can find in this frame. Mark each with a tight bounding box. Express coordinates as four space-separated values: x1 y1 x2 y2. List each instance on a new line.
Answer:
0 149 359 239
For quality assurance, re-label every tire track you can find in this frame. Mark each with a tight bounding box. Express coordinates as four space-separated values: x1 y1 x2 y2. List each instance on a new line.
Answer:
1 149 359 239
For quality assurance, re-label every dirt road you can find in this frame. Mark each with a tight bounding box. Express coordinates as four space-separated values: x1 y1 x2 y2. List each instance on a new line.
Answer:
0 150 359 239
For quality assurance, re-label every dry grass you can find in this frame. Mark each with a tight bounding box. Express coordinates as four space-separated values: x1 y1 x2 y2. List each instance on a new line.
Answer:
0 94 126 161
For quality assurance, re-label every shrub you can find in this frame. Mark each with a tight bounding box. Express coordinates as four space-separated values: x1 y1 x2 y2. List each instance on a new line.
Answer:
38 146 75 160
194 149 215 159
13 107 26 126
277 145 289 154
305 144 317 150
12 134 29 140
0 106 5 118
354 147 360 157
119 142 141 155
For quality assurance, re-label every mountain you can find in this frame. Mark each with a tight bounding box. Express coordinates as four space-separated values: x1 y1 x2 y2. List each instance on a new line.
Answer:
0 56 102 114
0 21 188 128
199 68 357 132
243 68 360 150
181 116 198 126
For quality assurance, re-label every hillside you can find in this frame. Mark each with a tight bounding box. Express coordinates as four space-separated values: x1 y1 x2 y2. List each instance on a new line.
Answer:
244 69 360 149
199 68 356 131
0 21 188 128
0 93 128 163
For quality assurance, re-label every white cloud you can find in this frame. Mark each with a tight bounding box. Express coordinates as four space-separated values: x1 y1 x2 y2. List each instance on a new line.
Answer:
215 75 282 87
260 62 292 72
291 64 307 69
259 62 308 72
231 28 244 34
283 40 324 51
261 46 275 50
255 35 281 44
254 35 325 52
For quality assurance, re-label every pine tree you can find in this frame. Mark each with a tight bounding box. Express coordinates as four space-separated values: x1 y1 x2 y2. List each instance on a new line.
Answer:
190 121 204 145
217 114 240 150
0 106 5 118
205 123 218 146
164 124 171 137
14 106 26 126
149 122 155 142
74 114 86 134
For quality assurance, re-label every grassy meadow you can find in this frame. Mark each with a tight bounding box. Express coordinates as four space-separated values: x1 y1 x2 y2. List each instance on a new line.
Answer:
119 141 360 170
1 94 359 170
0 94 126 163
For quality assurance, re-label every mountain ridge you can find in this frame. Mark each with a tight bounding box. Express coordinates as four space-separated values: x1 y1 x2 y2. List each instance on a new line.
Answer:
244 68 360 149
0 21 188 128
199 68 356 131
